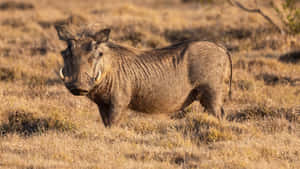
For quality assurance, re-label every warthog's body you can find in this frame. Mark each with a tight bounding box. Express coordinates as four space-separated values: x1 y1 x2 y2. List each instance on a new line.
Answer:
56 26 232 127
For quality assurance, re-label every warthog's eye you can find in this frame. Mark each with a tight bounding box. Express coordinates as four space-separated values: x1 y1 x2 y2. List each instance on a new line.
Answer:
60 49 71 59
60 50 68 58
90 52 102 62
60 50 66 56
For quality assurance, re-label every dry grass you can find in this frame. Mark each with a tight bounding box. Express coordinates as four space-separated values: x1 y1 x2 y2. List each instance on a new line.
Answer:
0 0 300 168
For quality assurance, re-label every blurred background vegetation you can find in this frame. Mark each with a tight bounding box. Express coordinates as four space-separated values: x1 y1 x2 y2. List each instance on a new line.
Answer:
0 0 299 168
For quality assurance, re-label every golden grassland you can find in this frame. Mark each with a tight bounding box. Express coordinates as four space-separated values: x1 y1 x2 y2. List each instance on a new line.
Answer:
0 0 300 168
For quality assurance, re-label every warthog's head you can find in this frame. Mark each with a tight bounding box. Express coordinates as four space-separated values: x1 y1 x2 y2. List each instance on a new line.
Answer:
55 25 112 96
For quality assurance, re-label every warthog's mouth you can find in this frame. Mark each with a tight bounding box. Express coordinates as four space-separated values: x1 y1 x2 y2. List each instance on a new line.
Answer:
69 88 89 96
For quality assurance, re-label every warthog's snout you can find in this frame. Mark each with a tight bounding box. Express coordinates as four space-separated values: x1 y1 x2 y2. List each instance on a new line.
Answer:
59 67 103 96
65 83 89 96
63 76 92 96
59 67 102 87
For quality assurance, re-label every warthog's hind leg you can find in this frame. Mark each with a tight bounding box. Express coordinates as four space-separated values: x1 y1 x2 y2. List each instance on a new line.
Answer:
199 87 225 120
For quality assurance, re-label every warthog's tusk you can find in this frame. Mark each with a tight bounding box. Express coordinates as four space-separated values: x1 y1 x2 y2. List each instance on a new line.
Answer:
59 68 64 80
95 70 102 82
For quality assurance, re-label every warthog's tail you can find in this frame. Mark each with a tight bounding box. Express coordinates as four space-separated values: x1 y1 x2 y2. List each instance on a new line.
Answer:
216 43 233 100
227 50 233 100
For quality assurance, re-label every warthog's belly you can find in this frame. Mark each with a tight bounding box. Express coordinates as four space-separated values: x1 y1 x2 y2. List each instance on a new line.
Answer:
129 76 193 114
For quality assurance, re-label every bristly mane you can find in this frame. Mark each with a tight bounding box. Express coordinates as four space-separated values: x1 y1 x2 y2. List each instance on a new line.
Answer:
106 42 139 57
106 40 192 62
103 40 192 84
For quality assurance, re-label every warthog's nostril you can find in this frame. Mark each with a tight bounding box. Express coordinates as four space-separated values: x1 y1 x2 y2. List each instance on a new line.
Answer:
69 88 88 96
59 68 64 80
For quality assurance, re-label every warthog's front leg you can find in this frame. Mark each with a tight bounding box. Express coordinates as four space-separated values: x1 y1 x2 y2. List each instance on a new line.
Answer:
98 90 131 127
97 103 110 127
97 103 127 127
107 104 129 127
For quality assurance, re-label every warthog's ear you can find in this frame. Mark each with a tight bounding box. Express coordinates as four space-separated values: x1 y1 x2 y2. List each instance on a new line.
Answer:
94 28 111 43
55 25 76 41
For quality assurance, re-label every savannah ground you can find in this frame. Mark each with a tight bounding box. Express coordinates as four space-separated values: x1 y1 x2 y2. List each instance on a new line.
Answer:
0 0 300 168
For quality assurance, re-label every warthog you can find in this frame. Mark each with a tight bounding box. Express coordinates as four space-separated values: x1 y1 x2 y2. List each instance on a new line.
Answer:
55 25 232 127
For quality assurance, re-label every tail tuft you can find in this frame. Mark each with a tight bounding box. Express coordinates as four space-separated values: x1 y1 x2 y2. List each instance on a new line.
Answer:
227 50 233 100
